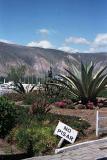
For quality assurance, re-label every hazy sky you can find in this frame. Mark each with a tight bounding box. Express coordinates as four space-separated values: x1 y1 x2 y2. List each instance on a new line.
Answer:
0 0 107 53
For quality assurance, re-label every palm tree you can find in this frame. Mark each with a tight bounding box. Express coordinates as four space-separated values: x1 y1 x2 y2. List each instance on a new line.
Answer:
55 62 107 105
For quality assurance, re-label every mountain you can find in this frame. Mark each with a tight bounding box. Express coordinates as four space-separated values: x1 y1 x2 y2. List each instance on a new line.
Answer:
0 41 107 77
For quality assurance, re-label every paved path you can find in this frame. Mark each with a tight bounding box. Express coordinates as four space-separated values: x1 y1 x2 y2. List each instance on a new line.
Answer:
25 138 107 160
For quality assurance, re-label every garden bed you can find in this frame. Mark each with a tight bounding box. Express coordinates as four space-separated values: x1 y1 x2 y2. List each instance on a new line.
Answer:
1 107 107 158
0 105 90 158
1 94 107 158
51 107 107 135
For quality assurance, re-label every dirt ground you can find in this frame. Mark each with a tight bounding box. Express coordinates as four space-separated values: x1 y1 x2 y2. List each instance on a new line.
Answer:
51 107 107 140
0 138 23 155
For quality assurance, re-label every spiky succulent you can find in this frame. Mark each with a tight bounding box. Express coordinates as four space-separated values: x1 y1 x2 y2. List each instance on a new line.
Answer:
55 62 107 105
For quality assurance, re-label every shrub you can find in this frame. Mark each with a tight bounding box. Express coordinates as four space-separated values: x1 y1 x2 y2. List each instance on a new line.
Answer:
8 105 90 155
9 113 90 155
45 113 90 134
29 100 51 121
4 92 25 102
54 101 67 108
23 89 51 121
9 124 58 156
23 91 38 105
45 82 78 103
86 101 95 109
24 88 57 106
0 97 17 137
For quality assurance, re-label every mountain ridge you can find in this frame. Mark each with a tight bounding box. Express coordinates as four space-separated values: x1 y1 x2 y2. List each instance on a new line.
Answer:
0 41 107 77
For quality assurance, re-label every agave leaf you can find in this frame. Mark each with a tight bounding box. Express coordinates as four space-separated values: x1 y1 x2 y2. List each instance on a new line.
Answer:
87 61 94 72
71 64 81 79
64 69 85 94
59 74 77 88
60 75 83 93
93 66 107 79
29 85 36 92
94 76 107 97
14 82 25 93
87 62 94 82
56 76 80 96
88 74 107 97
88 66 107 98
81 62 88 96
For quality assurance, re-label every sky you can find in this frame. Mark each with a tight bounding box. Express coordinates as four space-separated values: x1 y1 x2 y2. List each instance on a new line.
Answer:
0 0 107 53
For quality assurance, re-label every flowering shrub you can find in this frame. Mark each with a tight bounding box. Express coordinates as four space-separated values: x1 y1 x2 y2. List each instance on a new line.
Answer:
28 90 51 121
54 101 67 108
29 101 51 121
97 99 105 108
86 101 95 109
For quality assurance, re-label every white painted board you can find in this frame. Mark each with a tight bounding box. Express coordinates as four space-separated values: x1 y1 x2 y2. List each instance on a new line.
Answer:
54 121 78 144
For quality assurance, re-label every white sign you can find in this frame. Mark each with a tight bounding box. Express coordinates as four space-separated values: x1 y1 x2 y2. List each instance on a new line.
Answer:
54 121 78 144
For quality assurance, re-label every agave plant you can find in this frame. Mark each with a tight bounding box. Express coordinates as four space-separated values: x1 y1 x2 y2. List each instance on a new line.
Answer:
14 81 36 94
55 62 107 105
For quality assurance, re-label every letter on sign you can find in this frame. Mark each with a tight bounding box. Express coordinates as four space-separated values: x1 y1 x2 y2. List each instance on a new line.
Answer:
54 121 78 144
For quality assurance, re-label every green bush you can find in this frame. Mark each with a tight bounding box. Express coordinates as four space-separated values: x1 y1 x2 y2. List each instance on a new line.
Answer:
4 92 25 102
23 91 38 105
9 124 58 156
45 113 90 133
23 90 53 105
29 102 51 121
23 90 51 121
8 111 90 155
45 83 78 103
0 97 17 137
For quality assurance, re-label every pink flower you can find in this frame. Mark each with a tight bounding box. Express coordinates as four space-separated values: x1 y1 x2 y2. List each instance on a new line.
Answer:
54 101 67 108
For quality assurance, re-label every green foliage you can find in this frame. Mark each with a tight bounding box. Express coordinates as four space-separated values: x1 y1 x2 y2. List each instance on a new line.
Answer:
23 91 38 105
44 82 75 103
23 89 52 113
29 103 51 121
27 90 51 121
56 62 107 105
0 97 17 137
9 112 90 155
4 92 25 102
9 124 58 155
45 113 90 132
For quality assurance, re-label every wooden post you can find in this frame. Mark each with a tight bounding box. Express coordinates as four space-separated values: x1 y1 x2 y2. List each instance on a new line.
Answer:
96 110 99 137
57 138 64 148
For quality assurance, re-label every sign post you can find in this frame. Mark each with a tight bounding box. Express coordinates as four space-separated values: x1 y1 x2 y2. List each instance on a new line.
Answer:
96 110 107 137
57 138 64 148
54 121 78 148
96 110 99 137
